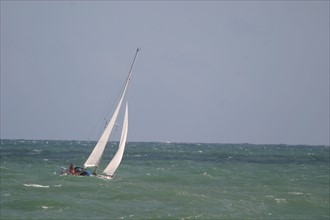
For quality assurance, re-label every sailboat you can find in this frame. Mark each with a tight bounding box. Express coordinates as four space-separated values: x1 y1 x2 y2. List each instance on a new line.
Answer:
81 48 140 179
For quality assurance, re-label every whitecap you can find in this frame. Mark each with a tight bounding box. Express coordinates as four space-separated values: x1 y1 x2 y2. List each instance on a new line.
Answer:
54 184 62 187
24 184 50 188
289 192 303 195
275 198 287 204
41 205 53 209
201 172 214 179
177 191 188 196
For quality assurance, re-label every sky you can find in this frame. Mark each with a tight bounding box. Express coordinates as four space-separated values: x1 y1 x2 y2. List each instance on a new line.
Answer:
1 1 329 145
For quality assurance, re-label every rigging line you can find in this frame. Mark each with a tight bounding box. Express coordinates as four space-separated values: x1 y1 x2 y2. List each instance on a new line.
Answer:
103 47 140 133
87 48 140 141
116 47 141 105
103 47 140 131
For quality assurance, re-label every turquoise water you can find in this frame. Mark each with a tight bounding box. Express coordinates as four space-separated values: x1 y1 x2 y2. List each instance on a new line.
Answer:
1 140 329 219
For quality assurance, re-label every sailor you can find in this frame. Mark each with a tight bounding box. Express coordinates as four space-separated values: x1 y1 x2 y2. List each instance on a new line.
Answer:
69 163 75 175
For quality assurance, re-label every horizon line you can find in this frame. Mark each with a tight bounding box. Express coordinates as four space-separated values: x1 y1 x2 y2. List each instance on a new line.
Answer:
1 138 329 147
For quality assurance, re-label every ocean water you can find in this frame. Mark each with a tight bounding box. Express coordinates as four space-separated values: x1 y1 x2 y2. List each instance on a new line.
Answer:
0 140 329 219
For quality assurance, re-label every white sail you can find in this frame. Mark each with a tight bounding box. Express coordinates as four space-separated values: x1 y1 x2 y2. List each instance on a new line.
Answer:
84 48 139 170
83 87 126 169
102 102 128 176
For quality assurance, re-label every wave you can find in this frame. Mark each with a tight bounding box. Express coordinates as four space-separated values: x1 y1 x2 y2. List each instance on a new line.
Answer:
23 184 50 188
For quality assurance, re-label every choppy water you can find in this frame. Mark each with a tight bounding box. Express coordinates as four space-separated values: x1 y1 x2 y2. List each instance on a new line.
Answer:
1 140 329 219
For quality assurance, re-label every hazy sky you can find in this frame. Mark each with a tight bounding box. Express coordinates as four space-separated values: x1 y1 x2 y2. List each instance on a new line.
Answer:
1 1 329 145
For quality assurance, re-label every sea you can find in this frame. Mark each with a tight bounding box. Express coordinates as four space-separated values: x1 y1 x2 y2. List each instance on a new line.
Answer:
0 140 329 220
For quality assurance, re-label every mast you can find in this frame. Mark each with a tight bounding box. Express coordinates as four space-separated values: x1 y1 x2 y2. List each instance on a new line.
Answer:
84 48 140 172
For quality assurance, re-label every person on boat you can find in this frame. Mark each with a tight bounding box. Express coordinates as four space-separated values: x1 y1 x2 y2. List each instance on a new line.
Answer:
69 163 75 175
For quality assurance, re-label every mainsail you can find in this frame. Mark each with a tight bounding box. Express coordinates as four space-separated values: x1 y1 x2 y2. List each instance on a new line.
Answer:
103 102 128 176
84 48 140 172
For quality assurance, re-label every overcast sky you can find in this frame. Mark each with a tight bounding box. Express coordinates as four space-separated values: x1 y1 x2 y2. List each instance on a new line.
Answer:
1 1 329 145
